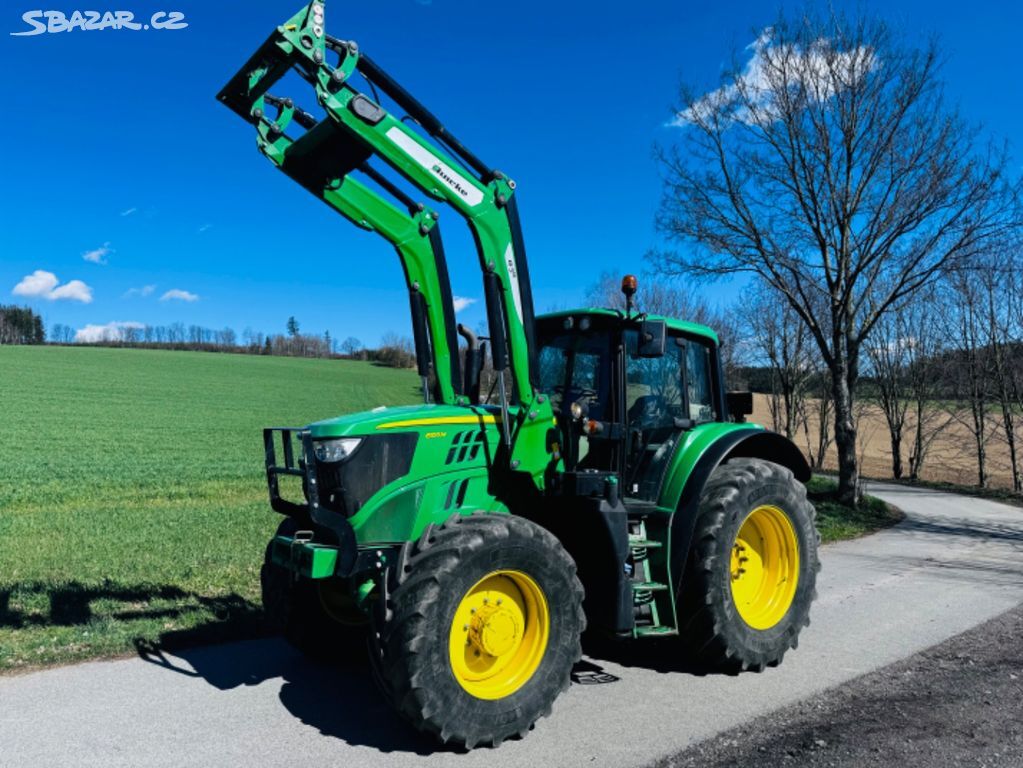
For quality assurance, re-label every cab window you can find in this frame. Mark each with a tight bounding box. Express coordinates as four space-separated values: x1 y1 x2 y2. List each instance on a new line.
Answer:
624 331 684 431
686 340 717 423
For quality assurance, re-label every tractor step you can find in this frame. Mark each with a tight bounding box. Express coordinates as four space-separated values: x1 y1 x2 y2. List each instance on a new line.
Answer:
631 580 669 592
628 538 662 549
634 625 678 638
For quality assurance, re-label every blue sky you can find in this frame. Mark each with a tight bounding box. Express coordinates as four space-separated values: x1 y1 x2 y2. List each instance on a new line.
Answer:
2 1 1020 344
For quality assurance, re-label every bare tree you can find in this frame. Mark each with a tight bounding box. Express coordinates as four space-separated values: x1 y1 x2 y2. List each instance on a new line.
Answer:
864 306 913 478
941 270 993 487
902 304 952 480
341 336 363 357
798 373 834 472
745 283 814 439
653 12 1020 502
980 252 1022 490
376 332 416 368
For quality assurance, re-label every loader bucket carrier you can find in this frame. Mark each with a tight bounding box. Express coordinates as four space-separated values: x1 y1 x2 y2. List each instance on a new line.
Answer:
218 3 820 750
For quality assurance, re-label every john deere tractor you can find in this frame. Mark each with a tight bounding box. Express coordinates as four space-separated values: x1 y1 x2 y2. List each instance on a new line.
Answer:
219 2 819 749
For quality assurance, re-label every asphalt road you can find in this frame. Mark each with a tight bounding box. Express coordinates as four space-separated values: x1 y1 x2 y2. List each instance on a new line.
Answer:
1 482 1021 768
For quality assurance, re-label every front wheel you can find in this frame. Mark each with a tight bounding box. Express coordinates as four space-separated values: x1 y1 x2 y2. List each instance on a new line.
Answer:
261 518 368 660
370 513 585 748
678 458 819 672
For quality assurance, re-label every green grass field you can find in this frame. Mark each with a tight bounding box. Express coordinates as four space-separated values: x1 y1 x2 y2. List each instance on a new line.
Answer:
0 346 421 671
0 347 900 673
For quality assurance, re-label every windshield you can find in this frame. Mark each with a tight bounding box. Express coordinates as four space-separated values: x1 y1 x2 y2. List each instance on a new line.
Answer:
537 331 613 421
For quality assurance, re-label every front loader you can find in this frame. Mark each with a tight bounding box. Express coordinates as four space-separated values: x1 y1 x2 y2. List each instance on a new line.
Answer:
218 2 820 749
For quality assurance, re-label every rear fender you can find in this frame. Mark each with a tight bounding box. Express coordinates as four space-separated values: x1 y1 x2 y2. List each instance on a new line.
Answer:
662 427 811 593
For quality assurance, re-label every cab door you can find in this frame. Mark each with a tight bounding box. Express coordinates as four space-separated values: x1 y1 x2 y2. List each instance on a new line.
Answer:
623 331 719 500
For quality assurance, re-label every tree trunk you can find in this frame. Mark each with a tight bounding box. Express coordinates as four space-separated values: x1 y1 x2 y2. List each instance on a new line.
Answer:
908 401 924 480
1000 404 1020 492
971 399 987 488
831 366 859 505
889 432 903 480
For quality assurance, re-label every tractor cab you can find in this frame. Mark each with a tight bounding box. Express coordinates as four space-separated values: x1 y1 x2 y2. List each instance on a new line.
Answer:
536 284 725 505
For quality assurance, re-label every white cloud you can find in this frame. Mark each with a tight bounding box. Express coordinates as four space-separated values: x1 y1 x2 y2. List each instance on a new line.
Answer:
82 242 112 264
452 296 476 313
49 280 94 303
12 270 93 303
160 288 199 302
120 207 137 217
74 321 144 344
672 29 875 127
197 223 213 233
13 270 58 297
123 285 156 299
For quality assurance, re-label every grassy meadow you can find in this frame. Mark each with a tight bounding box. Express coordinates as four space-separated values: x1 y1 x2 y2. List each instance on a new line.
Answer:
0 346 420 671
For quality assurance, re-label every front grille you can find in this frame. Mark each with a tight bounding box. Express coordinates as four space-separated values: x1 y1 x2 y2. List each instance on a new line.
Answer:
315 433 418 516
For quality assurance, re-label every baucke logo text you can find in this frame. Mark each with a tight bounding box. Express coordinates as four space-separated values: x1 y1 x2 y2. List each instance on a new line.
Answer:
11 10 187 35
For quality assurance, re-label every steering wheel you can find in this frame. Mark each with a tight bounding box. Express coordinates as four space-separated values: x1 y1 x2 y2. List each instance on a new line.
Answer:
629 394 669 431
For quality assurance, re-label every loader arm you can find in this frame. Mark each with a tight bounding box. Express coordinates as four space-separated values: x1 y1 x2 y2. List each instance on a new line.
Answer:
219 37 462 403
255 97 461 404
218 1 554 481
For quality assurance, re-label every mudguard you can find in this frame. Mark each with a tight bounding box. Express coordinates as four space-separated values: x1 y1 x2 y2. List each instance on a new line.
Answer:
662 427 812 594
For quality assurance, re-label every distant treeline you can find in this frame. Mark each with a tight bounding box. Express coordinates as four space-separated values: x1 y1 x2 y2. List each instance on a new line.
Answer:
49 320 419 369
0 306 44 345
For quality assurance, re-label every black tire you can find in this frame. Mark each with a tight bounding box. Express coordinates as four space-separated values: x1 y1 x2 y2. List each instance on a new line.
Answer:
678 458 819 672
261 518 368 661
369 513 585 749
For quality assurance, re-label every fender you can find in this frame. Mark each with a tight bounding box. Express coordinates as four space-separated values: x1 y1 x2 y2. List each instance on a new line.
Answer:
662 427 811 594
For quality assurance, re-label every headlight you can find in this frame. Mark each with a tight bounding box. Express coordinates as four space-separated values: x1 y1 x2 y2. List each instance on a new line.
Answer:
313 437 362 463
570 400 588 421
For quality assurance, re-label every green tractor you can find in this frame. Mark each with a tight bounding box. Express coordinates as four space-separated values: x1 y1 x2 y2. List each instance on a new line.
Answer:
219 2 819 749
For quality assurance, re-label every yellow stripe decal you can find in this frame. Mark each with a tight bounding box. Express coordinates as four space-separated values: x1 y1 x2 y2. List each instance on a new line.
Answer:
376 415 498 430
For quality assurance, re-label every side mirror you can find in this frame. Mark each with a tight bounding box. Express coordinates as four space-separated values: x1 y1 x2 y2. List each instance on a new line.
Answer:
726 391 754 423
637 320 666 357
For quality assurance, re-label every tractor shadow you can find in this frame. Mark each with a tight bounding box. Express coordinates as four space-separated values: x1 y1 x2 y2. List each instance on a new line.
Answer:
136 632 456 755
0 580 264 642
580 631 724 676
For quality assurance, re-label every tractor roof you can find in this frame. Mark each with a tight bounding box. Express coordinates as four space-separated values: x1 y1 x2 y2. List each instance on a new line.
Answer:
538 308 720 345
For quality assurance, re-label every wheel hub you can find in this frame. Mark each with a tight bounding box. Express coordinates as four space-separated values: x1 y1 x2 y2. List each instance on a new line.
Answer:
468 602 521 657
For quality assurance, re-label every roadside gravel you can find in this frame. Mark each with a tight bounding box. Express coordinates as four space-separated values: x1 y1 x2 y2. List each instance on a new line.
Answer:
660 603 1023 767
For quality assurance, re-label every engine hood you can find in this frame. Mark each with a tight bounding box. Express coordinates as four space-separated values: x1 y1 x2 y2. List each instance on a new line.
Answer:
307 403 503 439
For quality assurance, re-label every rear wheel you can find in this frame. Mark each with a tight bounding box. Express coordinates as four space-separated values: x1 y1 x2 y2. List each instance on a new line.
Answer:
370 513 585 748
678 458 819 671
261 518 368 660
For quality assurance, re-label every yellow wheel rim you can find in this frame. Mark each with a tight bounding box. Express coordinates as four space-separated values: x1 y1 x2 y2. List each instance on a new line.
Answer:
448 569 549 700
730 504 800 630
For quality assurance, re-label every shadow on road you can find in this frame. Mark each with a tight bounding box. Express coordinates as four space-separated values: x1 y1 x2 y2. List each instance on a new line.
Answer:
893 515 1023 544
132 630 709 754
136 637 458 755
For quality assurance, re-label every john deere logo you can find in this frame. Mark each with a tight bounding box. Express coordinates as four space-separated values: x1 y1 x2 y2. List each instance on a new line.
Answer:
432 164 470 199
